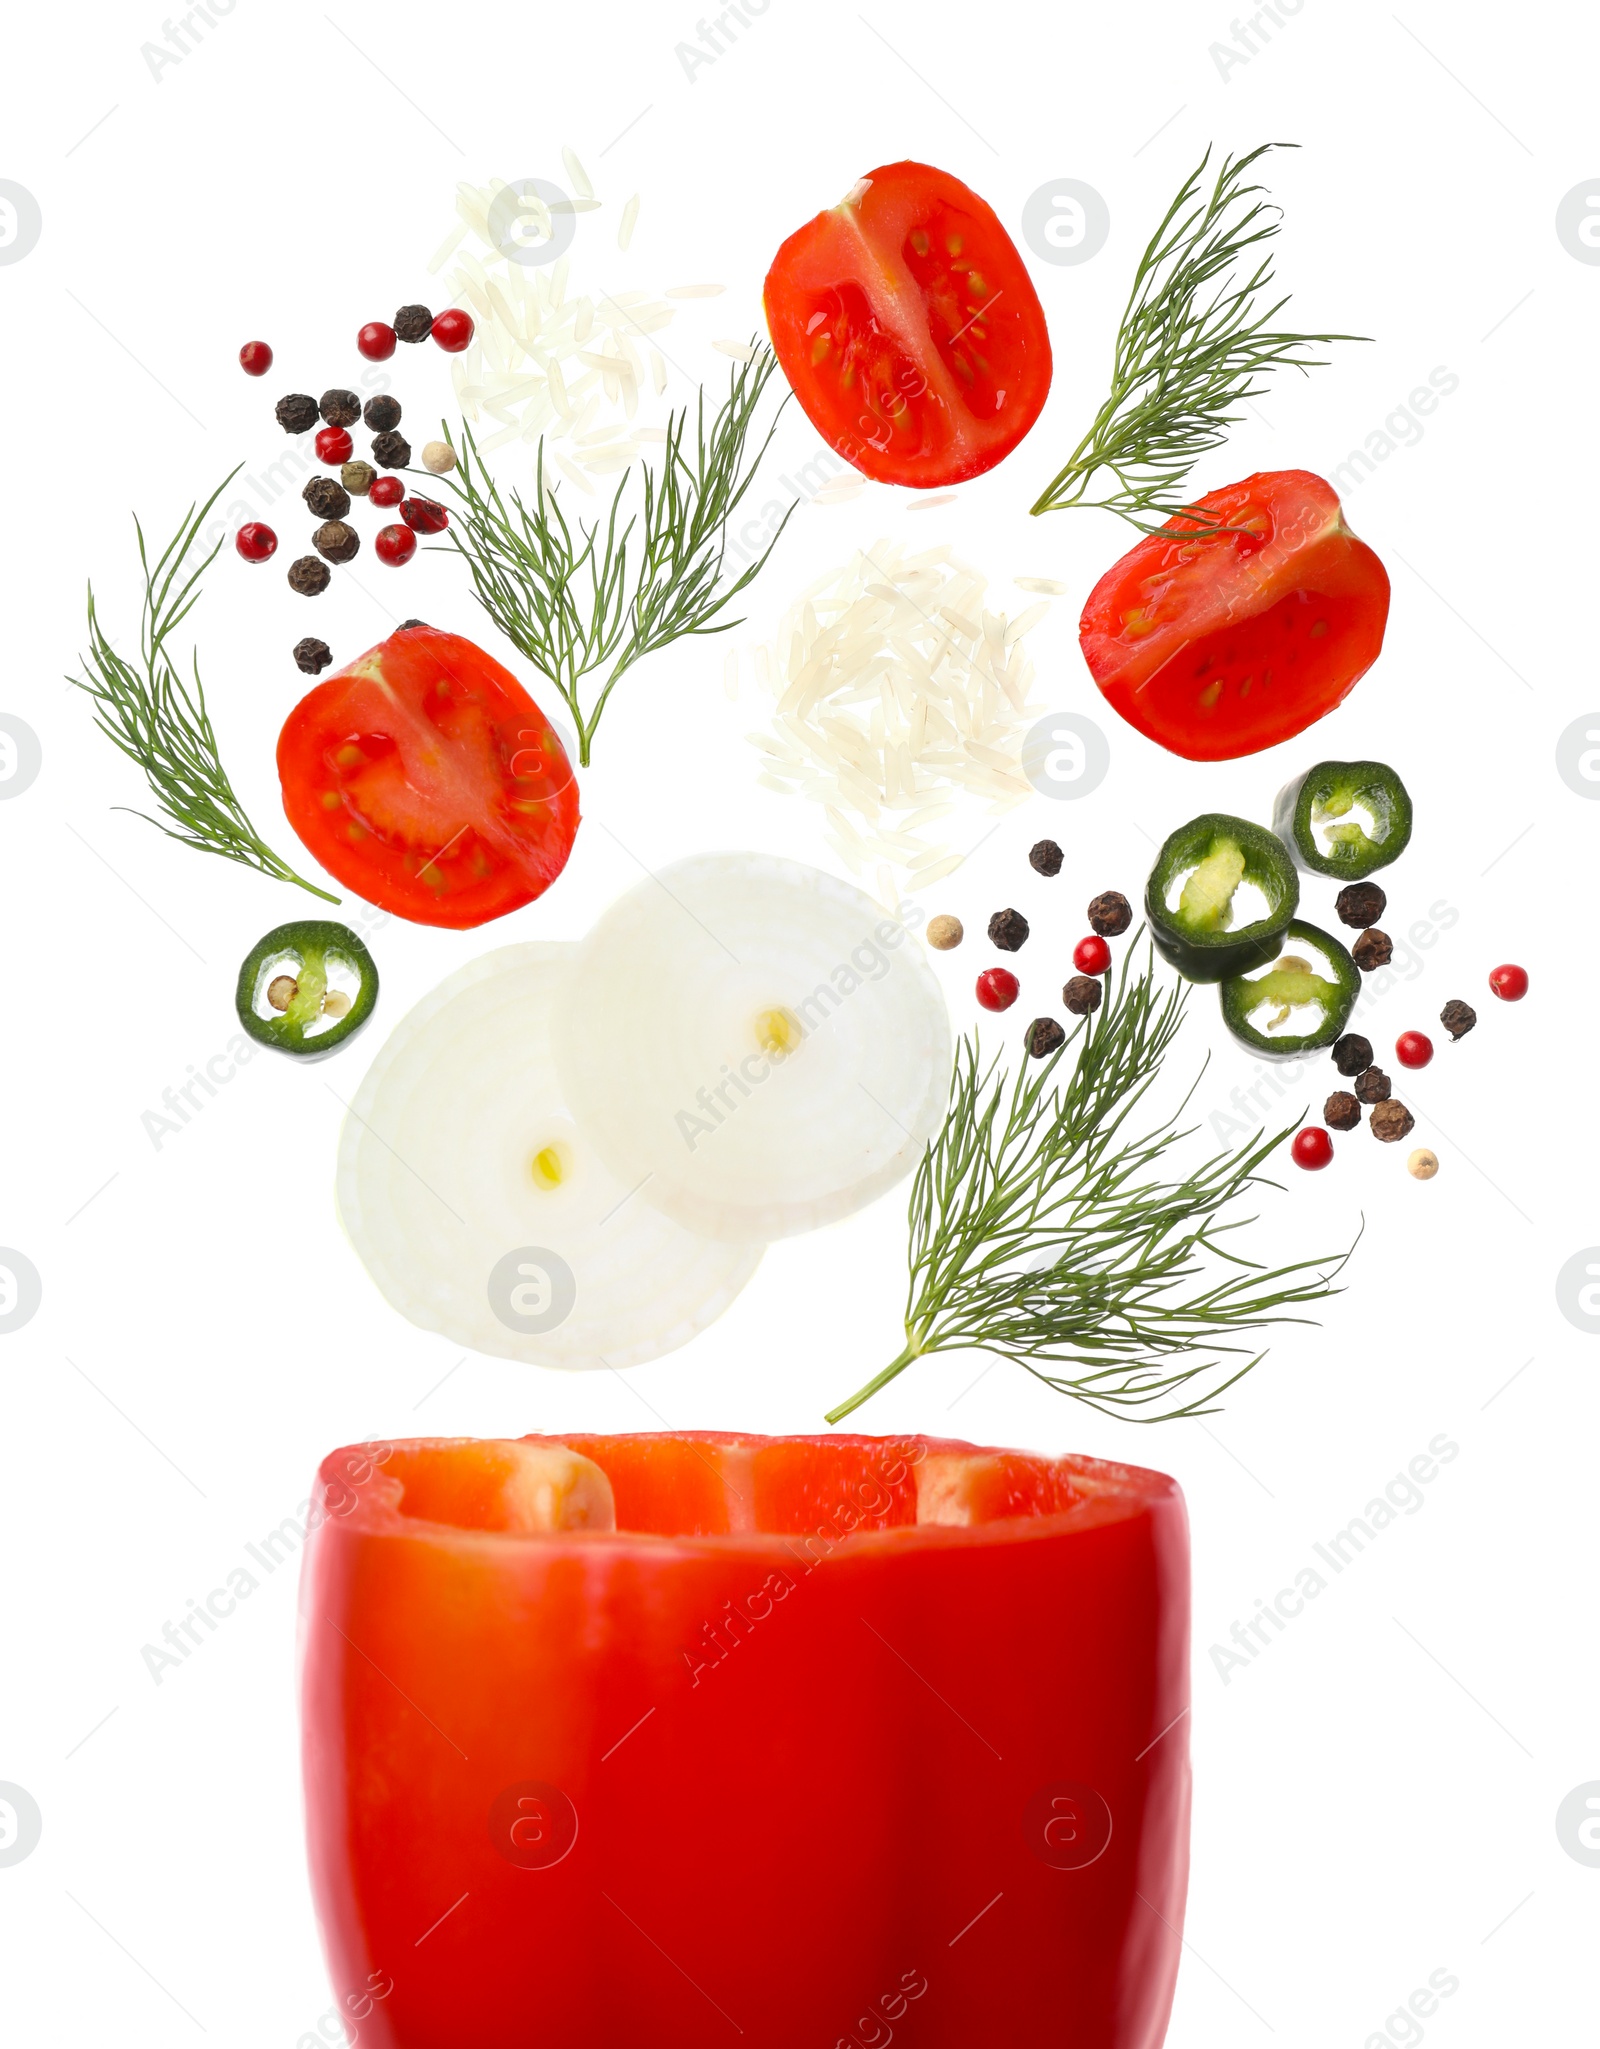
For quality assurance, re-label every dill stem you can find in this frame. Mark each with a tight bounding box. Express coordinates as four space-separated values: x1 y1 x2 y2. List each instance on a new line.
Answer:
825 1343 920 1427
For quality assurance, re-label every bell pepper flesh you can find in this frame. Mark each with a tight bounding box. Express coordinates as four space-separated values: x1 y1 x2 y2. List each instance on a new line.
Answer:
300 1431 1190 2049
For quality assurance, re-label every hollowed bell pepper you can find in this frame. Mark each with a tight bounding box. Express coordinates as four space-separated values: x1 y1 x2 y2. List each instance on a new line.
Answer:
300 1432 1190 2049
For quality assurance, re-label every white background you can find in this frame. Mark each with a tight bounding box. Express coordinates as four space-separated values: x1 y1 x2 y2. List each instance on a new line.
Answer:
2 2 1596 2043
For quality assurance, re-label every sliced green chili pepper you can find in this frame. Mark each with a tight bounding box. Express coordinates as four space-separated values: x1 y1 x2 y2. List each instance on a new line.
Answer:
1219 919 1360 1057
234 920 378 1058
1272 759 1413 880
1144 813 1299 984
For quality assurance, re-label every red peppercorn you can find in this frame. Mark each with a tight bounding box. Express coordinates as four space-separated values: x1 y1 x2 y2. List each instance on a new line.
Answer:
1395 1031 1433 1070
315 426 354 465
369 475 405 509
431 307 475 353
401 495 449 535
375 523 417 567
1291 1127 1334 1171
1488 963 1529 1002
1072 935 1113 977
358 321 397 362
235 522 278 563
975 968 1020 1013
238 340 273 376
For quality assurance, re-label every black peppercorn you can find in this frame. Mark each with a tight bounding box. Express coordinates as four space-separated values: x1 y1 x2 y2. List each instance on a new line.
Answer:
1335 881 1387 929
293 637 333 676
1351 928 1393 973
1332 1033 1373 1077
394 304 433 343
313 520 360 565
275 392 319 435
1028 838 1063 877
1370 1098 1415 1144
1024 1017 1065 1059
987 908 1029 952
304 475 351 521
1353 1066 1391 1105
1324 1091 1361 1132
1440 999 1477 1041
1087 890 1132 937
364 394 403 432
1062 975 1102 1016
342 460 377 497
287 555 331 596
320 387 362 427
371 430 411 470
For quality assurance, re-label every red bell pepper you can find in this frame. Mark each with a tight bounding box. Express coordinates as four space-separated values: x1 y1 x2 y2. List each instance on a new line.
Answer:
300 1433 1190 2047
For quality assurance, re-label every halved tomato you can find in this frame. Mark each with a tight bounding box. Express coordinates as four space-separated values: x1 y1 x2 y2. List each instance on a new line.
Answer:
764 160 1052 487
277 622 579 928
1079 470 1391 762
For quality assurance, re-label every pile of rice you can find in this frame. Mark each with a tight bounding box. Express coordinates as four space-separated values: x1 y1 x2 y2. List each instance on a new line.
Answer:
748 543 1050 893
426 157 722 493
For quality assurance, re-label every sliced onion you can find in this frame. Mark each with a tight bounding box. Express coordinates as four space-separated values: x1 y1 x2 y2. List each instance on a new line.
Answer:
336 944 763 1369
552 854 952 1240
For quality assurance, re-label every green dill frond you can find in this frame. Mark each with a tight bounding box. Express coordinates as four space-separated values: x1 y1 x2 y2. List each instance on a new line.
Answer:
1031 143 1364 531
443 342 791 764
825 939 1351 1423
71 471 336 902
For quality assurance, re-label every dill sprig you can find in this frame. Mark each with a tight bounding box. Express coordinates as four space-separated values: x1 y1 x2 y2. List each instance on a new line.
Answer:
444 341 792 765
825 939 1349 1424
72 470 336 902
1030 143 1363 531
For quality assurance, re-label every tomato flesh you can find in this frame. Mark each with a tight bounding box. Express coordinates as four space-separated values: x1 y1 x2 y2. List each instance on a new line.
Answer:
1079 470 1391 761
764 160 1053 487
277 623 579 928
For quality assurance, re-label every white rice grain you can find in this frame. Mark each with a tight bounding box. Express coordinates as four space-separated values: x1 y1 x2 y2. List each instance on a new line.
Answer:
748 543 1047 883
562 146 594 201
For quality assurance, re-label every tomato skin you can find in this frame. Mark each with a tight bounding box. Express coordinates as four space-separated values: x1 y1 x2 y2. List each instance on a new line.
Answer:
277 624 579 929
302 1431 1189 2049
1080 471 1391 762
764 160 1053 488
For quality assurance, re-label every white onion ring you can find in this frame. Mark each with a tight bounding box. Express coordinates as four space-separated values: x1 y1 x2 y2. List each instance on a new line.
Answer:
336 944 763 1369
552 854 952 1240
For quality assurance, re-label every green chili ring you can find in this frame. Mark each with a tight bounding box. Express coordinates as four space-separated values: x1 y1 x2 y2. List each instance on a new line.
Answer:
235 920 379 1059
1219 919 1360 1058
1272 759 1413 880
1144 812 1299 984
